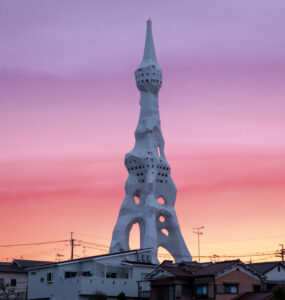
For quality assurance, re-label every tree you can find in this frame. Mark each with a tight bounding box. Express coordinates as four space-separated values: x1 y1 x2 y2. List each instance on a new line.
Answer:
117 292 126 300
89 291 107 300
0 283 20 300
271 285 285 300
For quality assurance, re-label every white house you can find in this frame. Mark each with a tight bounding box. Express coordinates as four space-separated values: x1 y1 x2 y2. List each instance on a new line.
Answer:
0 259 49 300
249 261 285 290
27 249 157 300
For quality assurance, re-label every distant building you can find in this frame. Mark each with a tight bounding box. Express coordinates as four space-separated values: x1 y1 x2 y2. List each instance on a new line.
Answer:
249 261 285 291
0 259 49 300
147 259 267 300
27 249 157 300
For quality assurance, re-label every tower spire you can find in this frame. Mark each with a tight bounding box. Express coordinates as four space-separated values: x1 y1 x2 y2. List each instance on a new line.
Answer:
139 19 159 69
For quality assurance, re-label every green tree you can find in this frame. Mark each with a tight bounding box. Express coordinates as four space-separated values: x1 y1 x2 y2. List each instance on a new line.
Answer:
0 283 19 300
117 292 126 300
271 285 285 300
89 291 107 300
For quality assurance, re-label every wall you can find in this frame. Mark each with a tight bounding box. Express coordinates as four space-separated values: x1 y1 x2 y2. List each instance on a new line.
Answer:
28 251 156 300
265 265 285 281
215 269 260 300
0 272 27 299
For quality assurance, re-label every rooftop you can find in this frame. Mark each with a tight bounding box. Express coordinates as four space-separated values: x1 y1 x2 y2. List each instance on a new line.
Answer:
249 261 284 274
26 248 154 270
234 292 272 300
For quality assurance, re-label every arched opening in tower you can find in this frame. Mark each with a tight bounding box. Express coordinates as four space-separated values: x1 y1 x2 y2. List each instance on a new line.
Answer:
157 246 174 264
128 222 140 250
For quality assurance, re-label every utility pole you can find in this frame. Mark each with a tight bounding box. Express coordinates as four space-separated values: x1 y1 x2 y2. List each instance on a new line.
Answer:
71 232 74 260
70 232 80 260
193 226 204 263
279 244 284 263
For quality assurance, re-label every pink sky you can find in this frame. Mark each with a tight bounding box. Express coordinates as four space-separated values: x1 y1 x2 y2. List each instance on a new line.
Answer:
0 0 285 262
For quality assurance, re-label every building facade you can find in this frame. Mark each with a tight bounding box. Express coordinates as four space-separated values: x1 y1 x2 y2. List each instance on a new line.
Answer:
147 260 266 300
249 262 285 291
0 259 48 300
27 249 156 300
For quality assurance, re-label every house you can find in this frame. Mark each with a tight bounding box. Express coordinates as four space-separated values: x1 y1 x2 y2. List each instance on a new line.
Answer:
0 259 49 300
147 259 266 300
27 248 157 300
249 261 285 291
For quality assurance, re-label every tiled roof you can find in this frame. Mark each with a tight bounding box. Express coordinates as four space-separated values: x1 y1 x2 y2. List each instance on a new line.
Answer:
249 262 282 274
234 292 272 300
161 266 192 277
183 264 205 274
193 260 241 276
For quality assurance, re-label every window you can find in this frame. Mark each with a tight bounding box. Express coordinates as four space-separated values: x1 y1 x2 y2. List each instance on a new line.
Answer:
40 277 44 282
196 285 207 298
10 279 16 286
47 273 53 282
278 266 281 272
65 271 77 278
224 284 238 294
216 284 238 294
82 271 92 277
106 272 116 278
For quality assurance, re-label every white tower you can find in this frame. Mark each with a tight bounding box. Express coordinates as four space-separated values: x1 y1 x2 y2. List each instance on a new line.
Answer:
110 19 191 263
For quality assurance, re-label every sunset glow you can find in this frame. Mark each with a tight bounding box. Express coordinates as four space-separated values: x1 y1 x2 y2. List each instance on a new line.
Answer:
0 0 284 263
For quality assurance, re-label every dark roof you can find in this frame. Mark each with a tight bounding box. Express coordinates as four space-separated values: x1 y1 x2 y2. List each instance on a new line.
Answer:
234 292 272 300
122 260 155 266
183 264 205 274
0 259 50 273
193 260 240 276
161 265 192 277
26 248 154 270
13 259 51 268
249 262 284 274
0 263 25 273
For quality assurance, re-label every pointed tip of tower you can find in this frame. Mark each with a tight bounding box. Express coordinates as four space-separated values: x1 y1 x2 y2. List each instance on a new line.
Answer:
138 19 160 70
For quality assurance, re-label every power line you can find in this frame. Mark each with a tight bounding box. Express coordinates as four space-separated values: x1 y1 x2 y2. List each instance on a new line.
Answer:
200 235 285 244
0 240 68 248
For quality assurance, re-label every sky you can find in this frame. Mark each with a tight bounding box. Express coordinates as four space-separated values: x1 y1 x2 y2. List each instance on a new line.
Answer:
0 0 285 263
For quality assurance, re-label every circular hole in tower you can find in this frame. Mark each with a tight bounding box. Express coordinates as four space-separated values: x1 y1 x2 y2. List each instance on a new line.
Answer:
159 216 165 223
134 196 140 205
157 197 165 205
161 228 169 236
